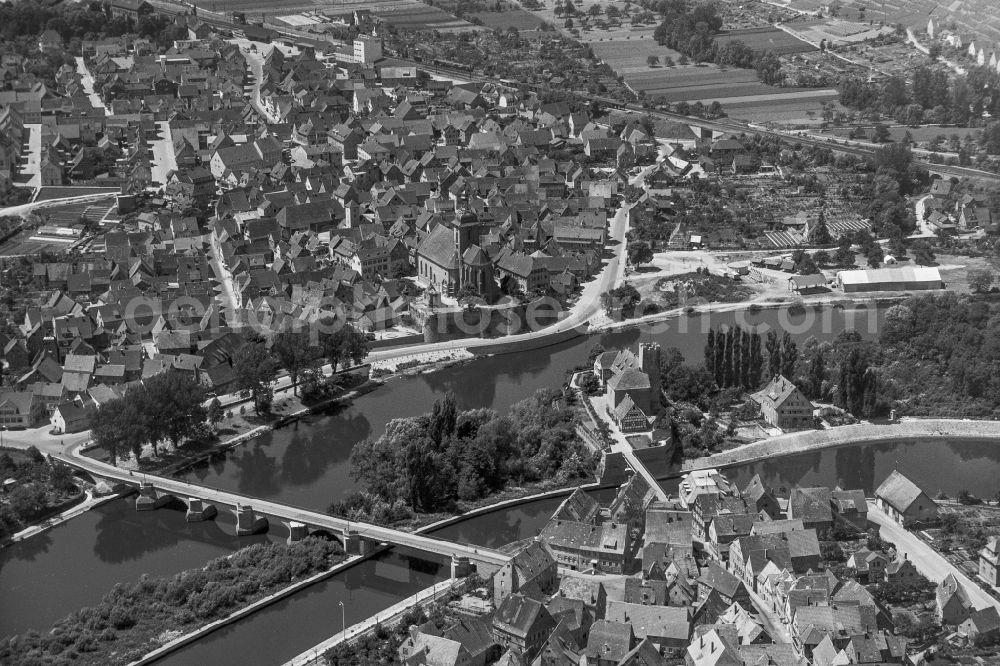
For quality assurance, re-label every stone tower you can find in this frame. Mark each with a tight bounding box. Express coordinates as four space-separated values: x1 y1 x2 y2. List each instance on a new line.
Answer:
639 342 661 412
453 207 480 257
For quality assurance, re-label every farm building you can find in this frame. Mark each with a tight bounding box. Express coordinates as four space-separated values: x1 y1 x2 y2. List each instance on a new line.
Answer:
788 273 827 292
836 267 943 293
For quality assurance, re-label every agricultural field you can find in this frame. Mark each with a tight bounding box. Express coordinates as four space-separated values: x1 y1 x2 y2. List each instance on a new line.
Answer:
195 0 316 15
33 186 119 202
719 94 844 124
0 229 75 257
625 64 768 100
713 27 816 56
466 7 547 31
784 18 894 46
375 3 475 32
589 35 683 73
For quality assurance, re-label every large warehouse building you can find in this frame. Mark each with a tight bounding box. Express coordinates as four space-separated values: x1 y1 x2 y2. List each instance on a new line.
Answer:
836 266 944 293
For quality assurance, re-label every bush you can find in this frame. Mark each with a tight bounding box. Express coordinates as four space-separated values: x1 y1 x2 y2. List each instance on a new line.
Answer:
0 538 344 663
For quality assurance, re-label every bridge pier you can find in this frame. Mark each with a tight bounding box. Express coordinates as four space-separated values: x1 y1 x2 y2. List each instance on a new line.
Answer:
185 498 217 522
135 483 174 511
344 529 361 555
451 555 472 579
235 504 268 536
287 521 308 543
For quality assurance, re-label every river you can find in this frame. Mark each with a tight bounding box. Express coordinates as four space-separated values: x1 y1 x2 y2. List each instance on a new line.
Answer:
177 304 884 512
2 304 888 656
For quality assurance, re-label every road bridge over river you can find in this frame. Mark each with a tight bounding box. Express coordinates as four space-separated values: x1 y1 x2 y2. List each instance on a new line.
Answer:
56 446 509 578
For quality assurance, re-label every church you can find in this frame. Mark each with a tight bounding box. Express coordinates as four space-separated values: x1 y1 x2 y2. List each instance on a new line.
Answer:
415 207 498 301
593 343 662 432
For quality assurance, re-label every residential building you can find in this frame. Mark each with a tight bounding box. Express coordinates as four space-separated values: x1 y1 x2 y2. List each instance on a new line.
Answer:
493 539 557 606
541 518 632 574
752 375 813 430
874 470 938 526
937 573 973 625
492 593 557 662
0 390 35 428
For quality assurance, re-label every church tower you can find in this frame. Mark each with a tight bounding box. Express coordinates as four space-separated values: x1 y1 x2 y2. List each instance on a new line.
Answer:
453 207 480 257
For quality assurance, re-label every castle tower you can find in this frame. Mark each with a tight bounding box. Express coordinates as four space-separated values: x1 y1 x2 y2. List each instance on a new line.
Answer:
639 342 661 412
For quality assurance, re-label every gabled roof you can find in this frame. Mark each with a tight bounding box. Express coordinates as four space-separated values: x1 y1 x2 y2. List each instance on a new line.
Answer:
493 593 552 638
417 223 457 270
875 470 930 514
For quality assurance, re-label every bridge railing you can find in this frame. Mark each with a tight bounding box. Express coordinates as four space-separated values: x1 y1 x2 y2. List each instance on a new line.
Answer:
57 452 508 562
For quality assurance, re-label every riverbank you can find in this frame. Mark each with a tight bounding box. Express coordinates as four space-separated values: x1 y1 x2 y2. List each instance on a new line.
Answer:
130 548 362 666
3 488 125 547
681 418 1000 472
0 538 348 666
590 293 904 333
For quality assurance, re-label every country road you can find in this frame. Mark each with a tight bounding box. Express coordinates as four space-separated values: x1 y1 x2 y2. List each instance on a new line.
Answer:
868 502 1000 613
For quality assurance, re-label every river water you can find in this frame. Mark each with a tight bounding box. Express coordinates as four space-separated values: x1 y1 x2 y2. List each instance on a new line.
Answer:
2 305 893 658
176 304 884 512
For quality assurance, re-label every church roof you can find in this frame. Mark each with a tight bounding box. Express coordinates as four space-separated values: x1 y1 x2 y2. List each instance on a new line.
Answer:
418 224 458 270
462 244 490 266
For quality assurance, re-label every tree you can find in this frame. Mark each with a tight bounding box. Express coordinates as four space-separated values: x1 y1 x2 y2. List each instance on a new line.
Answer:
872 123 891 143
834 237 856 267
765 330 781 379
272 329 320 395
143 371 207 449
628 240 654 267
791 249 818 275
588 3 602 16
838 348 876 417
207 398 224 431
807 210 833 245
321 323 371 372
866 244 884 268
806 347 826 399
911 241 935 266
957 489 981 505
968 268 994 294
779 332 798 379
49 463 76 493
234 339 278 414
601 282 641 318
646 54 659 67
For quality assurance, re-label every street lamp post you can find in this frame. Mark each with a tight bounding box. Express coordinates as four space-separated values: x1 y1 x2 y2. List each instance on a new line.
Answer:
339 600 345 639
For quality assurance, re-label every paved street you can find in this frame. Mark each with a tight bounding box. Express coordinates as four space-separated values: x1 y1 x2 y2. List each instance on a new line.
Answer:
17 123 41 189
208 238 240 328
868 502 1000 612
149 120 178 186
75 56 109 115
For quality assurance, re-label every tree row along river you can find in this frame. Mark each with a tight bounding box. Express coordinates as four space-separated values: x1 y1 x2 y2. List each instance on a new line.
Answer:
16 305 984 665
